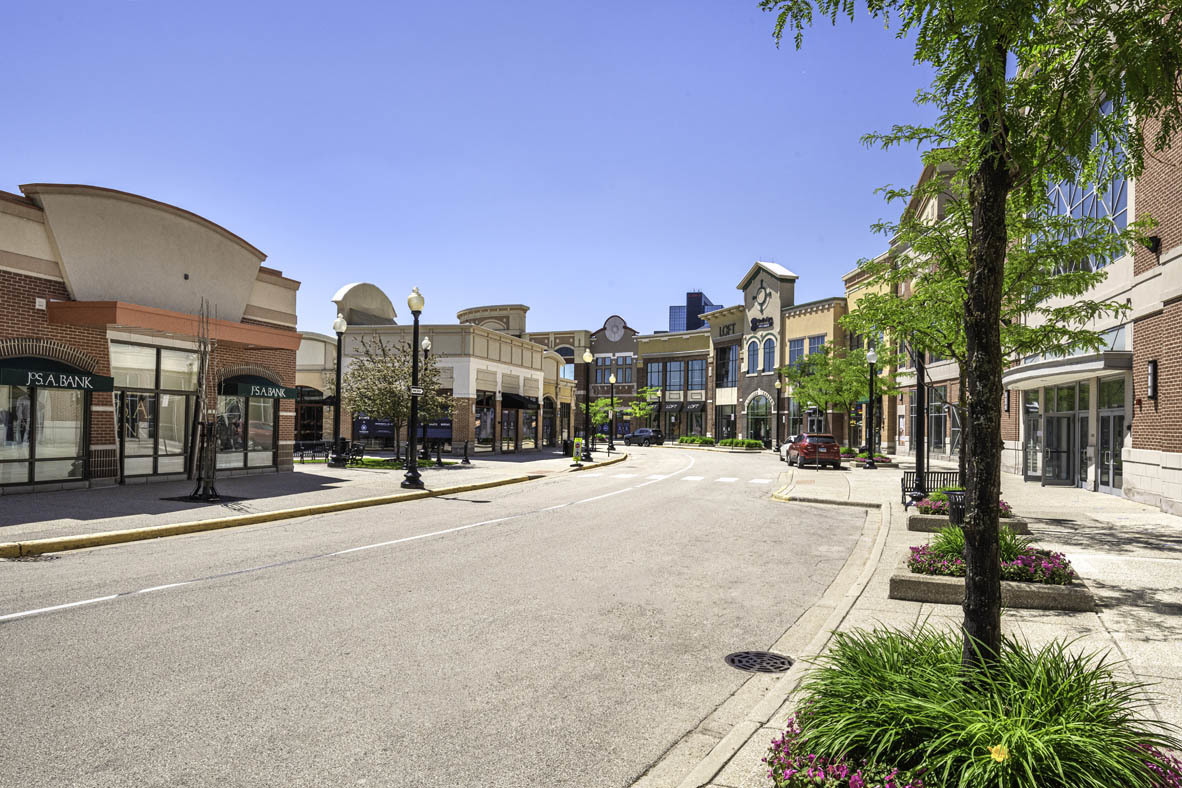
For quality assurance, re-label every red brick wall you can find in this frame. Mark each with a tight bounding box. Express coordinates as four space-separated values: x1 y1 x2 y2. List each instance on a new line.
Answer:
1134 118 1182 276
1132 303 1182 452
1001 389 1020 442
0 270 117 478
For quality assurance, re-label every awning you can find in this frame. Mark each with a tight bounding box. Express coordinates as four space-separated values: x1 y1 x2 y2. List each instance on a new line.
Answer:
684 401 705 412
663 402 683 412
0 357 114 392
219 375 297 399
1001 351 1132 391
501 392 540 410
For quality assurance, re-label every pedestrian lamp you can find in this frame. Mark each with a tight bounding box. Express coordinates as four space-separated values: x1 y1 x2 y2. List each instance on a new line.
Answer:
420 336 432 460
581 348 594 461
402 287 426 489
608 372 617 451
774 378 783 451
865 347 879 470
329 313 349 467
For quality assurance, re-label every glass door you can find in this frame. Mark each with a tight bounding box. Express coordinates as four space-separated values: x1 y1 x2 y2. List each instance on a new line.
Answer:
1098 412 1124 495
1042 415 1074 485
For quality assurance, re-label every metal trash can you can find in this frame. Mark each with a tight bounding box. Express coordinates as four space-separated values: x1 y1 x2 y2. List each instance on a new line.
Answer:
562 440 573 457
946 489 966 526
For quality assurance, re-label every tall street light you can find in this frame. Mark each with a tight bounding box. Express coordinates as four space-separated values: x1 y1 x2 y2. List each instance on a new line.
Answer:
608 372 617 451
402 287 426 489
419 336 431 460
582 348 594 461
774 378 783 451
865 347 879 470
329 313 348 467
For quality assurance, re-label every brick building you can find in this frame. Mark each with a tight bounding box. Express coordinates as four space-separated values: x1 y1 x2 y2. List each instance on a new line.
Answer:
0 184 300 494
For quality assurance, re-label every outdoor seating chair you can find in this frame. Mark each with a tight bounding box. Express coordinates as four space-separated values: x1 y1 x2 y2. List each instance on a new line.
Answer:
901 470 961 505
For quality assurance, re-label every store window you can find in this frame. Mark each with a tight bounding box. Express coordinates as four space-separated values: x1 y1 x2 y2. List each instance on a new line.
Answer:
501 408 518 452
788 339 804 367
688 359 706 391
715 405 736 439
111 343 198 478
647 362 663 389
667 360 685 391
521 410 538 450
762 338 776 373
560 402 571 441
475 391 496 452
715 345 738 388
746 395 771 445
929 386 948 450
214 374 289 470
787 398 803 438
0 366 93 486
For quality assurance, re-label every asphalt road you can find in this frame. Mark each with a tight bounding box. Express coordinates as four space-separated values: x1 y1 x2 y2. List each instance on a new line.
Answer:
1 448 865 788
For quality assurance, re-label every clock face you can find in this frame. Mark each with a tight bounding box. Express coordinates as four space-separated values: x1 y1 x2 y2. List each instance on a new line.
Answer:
604 316 626 342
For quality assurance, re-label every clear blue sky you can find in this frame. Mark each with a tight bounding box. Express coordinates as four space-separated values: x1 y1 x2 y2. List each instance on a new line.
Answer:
4 1 935 335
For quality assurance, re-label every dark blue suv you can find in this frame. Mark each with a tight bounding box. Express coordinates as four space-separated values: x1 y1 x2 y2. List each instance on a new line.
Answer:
624 428 664 446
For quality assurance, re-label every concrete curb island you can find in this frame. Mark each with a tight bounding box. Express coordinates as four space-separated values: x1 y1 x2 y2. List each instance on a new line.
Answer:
0 452 631 558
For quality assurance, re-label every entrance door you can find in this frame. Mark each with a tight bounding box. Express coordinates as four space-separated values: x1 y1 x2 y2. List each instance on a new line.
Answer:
1098 412 1124 495
1042 415 1074 485
1023 413 1042 479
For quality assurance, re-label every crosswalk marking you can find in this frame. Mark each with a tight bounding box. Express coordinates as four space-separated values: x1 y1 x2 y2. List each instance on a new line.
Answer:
611 473 638 478
749 478 771 484
716 477 738 483
646 474 666 480
682 475 704 481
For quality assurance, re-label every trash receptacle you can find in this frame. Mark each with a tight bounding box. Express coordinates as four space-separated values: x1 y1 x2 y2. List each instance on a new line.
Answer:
946 489 966 526
562 440 572 457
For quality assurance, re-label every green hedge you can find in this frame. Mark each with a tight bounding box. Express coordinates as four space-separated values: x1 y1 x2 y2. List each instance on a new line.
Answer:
677 436 716 445
718 438 765 448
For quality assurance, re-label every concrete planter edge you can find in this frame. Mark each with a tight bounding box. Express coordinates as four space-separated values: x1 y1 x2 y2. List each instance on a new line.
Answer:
907 513 1032 534
887 555 1095 612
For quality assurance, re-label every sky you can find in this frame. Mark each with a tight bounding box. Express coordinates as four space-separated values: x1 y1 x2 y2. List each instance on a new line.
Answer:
3 0 937 335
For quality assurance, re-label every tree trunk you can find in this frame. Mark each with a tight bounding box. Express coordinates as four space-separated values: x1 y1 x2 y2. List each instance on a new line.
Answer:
962 43 1011 672
958 371 968 481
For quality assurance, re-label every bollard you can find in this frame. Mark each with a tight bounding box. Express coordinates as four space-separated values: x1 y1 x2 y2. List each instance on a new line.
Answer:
435 441 444 467
462 440 471 465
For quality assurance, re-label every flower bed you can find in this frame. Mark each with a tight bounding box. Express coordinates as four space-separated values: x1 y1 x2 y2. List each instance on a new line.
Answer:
765 625 1182 788
915 497 1014 517
907 544 1077 584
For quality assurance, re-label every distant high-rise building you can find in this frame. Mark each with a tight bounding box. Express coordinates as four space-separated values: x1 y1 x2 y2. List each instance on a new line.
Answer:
668 291 722 332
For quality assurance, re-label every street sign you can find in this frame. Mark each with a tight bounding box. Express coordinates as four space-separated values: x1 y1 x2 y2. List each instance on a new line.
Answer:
409 386 424 396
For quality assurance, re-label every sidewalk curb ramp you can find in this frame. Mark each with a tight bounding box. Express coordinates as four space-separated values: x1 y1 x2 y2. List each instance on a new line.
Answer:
0 474 543 558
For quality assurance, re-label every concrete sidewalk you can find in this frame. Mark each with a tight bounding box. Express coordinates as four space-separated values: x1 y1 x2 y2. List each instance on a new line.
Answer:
0 449 606 544
673 460 1182 788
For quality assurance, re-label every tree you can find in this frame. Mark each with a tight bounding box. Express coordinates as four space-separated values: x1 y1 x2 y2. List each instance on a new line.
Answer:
762 0 1182 671
781 346 898 445
627 386 662 428
589 397 617 434
340 336 453 459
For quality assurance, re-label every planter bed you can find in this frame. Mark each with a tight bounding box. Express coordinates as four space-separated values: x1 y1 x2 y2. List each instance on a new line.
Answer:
907 513 1031 534
888 555 1095 611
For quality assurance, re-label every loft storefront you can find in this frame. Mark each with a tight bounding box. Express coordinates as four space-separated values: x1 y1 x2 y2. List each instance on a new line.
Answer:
1003 349 1133 496
0 357 113 487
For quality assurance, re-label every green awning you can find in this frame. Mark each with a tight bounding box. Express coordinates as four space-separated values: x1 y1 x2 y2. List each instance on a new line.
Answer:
219 375 297 399
0 357 114 392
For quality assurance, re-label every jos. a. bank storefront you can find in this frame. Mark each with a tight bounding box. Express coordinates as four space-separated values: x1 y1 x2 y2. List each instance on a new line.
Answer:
0 183 301 494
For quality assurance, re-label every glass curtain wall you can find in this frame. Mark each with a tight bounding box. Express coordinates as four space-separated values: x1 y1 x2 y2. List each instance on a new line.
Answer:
715 405 736 439
112 343 197 478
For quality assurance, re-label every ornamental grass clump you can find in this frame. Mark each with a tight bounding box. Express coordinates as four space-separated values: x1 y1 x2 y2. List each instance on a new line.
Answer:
766 625 1182 788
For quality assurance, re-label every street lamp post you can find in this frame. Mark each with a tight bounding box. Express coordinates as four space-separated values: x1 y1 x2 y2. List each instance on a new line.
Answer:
402 287 426 489
869 349 879 467
774 378 783 451
608 372 617 451
420 336 431 461
329 313 348 467
582 348 594 461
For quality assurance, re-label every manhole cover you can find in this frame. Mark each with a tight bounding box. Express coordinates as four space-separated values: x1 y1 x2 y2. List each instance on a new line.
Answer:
724 651 794 673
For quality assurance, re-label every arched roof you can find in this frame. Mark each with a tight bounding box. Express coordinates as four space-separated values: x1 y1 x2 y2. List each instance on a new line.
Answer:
331 282 398 326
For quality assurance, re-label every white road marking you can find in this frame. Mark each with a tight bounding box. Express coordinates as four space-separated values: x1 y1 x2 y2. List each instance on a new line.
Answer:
682 476 703 481
749 479 772 484
575 472 602 478
716 477 738 483
0 595 119 622
611 473 638 478
2 454 702 624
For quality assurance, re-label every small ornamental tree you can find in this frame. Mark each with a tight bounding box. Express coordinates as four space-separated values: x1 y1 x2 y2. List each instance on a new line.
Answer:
781 346 898 444
761 0 1182 673
627 386 661 429
589 397 618 436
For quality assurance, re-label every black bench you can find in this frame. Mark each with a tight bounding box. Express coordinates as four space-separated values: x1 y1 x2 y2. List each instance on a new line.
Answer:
901 471 961 504
347 443 366 465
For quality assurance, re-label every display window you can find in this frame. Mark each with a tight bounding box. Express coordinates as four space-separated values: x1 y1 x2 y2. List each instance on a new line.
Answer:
112 343 199 478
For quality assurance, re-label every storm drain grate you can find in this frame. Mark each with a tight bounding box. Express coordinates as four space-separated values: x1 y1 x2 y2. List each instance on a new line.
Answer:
724 651 794 673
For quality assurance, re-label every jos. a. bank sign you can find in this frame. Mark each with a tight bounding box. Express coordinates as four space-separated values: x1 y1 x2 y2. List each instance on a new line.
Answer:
0 367 115 391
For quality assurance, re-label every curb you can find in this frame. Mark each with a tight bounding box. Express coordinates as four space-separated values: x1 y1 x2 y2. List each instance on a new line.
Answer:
568 451 629 472
663 490 896 788
0 474 539 558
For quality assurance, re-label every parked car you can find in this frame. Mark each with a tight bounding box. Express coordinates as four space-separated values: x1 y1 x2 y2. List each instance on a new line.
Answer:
624 428 664 446
780 433 842 468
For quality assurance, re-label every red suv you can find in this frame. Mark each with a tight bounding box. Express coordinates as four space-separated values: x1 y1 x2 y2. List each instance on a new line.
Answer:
780 433 842 469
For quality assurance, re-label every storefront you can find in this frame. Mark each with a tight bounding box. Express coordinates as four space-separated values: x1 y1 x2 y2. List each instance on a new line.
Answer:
662 402 683 440
745 394 772 446
215 376 295 470
112 342 199 479
0 358 113 487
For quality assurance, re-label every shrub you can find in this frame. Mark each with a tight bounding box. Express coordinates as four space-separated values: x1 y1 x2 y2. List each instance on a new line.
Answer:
930 524 1033 563
677 436 716 446
717 438 764 448
908 544 1077 584
767 624 1182 788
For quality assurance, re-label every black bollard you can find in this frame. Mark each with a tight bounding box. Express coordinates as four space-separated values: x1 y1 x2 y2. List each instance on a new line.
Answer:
435 441 444 467
462 440 471 465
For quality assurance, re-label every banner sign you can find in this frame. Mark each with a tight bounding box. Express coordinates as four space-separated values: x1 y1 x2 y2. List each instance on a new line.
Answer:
0 367 114 392
425 417 452 440
354 417 397 438
750 317 774 331
225 382 297 399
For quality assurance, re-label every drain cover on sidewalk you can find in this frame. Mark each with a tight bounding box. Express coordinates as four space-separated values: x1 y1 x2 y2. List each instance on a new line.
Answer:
724 651 794 673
